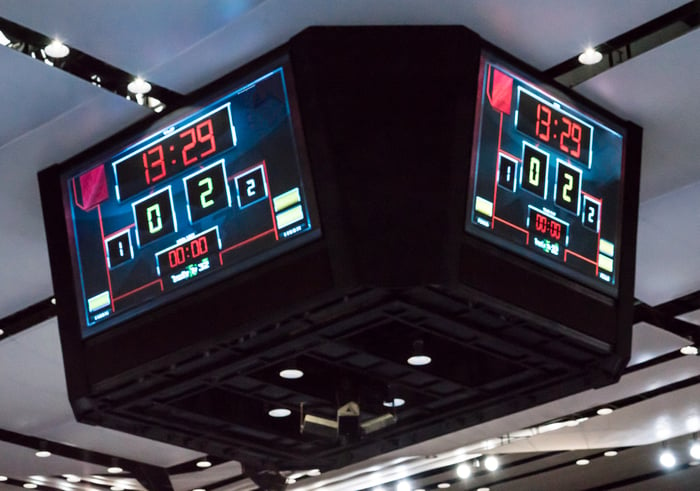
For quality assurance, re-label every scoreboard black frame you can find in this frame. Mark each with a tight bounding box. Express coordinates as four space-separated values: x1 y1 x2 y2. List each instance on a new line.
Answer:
39 26 641 467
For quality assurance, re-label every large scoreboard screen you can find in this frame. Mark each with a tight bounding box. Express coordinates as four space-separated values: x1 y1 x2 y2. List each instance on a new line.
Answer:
61 63 319 337
465 51 626 297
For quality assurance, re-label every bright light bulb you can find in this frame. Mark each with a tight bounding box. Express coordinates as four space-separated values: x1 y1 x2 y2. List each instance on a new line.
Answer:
578 48 602 65
196 460 212 468
64 475 81 483
680 345 698 356
268 408 291 418
23 484 37 490
604 450 618 457
596 407 614 416
576 459 590 466
45 40 70 58
396 480 411 491
383 397 406 408
484 455 499 471
437 484 450 489
127 77 152 95
690 442 700 460
35 450 51 458
279 368 304 379
407 354 431 366
659 449 677 468
107 466 123 474
456 462 471 479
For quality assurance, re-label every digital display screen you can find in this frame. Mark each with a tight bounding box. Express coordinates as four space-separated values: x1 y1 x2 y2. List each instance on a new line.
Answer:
465 53 625 296
64 65 319 337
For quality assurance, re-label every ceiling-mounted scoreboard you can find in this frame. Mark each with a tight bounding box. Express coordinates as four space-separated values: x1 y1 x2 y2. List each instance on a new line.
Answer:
39 26 641 472
51 63 319 338
466 53 625 297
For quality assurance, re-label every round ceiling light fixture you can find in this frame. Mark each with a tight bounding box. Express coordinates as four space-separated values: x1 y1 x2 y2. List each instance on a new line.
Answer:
407 339 431 366
279 367 304 379
484 455 500 471
578 47 603 65
45 39 70 58
680 345 698 356
268 408 292 418
127 77 152 95
456 462 471 479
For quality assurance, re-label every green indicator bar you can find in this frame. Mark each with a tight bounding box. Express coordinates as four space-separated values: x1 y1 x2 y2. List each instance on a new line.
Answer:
276 205 304 229
88 291 111 312
599 238 615 257
273 187 301 212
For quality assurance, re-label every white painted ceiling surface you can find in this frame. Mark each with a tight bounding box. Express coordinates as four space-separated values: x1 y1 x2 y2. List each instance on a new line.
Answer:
0 1 698 489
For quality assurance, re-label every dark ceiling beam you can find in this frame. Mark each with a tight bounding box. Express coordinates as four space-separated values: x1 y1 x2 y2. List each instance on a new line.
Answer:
545 0 700 87
0 296 55 340
634 302 700 342
0 16 184 111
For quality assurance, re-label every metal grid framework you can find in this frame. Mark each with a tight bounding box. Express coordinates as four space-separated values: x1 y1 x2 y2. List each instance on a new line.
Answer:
82 286 612 470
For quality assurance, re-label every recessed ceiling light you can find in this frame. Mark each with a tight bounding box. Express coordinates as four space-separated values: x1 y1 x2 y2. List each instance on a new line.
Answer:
689 441 700 460
196 460 212 469
23 484 37 490
407 340 431 366
604 450 618 457
476 488 490 491
45 40 70 58
0 328 4 336
0 476 7 482
127 77 152 95
680 345 698 356
578 47 602 65
110 486 125 491
307 469 321 476
279 368 304 379
268 408 291 418
396 480 411 491
659 449 676 468
576 459 590 466
35 450 51 458
192 488 206 491
107 466 123 474
456 462 471 479
437 483 450 488
596 407 614 416
484 455 499 471
383 397 406 408
64 474 81 483
407 354 431 366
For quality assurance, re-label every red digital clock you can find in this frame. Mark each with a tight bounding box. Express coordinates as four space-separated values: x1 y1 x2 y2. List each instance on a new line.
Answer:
113 104 236 201
156 228 221 289
517 89 593 167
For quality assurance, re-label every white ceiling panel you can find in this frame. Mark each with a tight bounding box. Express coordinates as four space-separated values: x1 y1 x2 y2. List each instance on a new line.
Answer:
576 29 700 201
629 322 688 366
0 48 99 147
0 91 147 317
493 383 700 452
634 180 700 305
0 319 205 467
146 0 689 93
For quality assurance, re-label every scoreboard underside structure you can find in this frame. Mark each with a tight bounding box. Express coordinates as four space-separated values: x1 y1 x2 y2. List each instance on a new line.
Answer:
39 27 641 471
